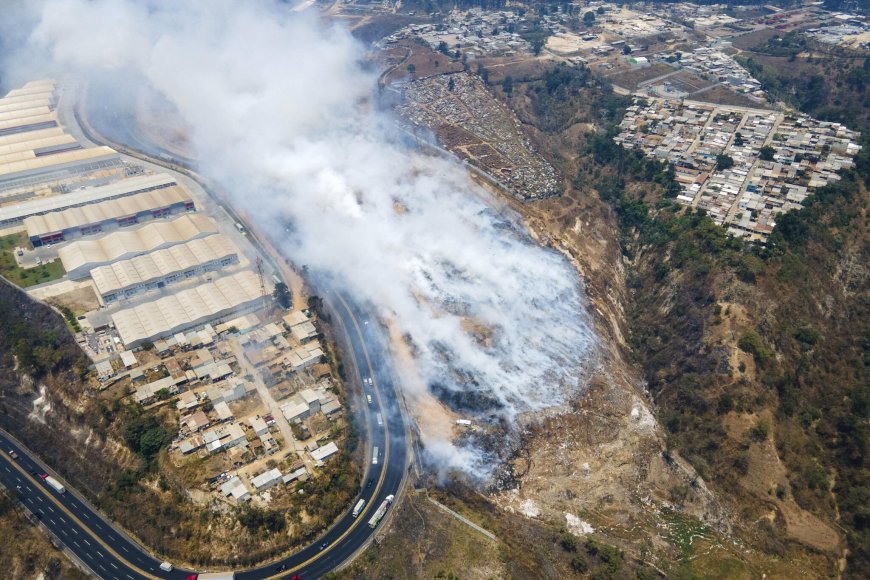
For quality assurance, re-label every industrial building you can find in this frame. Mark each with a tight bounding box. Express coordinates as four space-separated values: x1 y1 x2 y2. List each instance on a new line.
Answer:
24 183 194 245
90 234 239 304
111 270 265 348
0 173 177 228
0 80 124 200
59 213 218 279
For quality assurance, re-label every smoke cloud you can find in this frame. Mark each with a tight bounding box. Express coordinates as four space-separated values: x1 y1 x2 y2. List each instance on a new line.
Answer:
2 0 597 475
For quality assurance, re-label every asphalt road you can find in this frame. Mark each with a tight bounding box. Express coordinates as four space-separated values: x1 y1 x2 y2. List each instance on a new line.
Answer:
0 89 410 579
0 290 409 579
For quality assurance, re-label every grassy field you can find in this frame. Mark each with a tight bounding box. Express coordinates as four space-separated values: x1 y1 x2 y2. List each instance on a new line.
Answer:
337 491 505 580
0 232 65 288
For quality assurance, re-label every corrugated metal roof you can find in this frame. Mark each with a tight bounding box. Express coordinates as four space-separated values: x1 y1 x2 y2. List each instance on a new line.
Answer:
23 184 191 236
111 270 264 347
59 214 218 278
0 173 176 223
90 234 238 295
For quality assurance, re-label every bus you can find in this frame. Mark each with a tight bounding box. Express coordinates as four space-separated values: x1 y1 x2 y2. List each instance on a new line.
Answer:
367 495 395 529
352 498 366 518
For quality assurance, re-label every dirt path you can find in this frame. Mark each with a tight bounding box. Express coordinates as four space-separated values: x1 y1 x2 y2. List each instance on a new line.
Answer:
229 339 309 469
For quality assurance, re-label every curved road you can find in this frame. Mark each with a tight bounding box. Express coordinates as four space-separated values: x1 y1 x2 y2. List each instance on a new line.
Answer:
0 89 411 579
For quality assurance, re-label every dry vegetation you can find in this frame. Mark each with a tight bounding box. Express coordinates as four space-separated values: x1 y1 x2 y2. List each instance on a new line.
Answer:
0 490 88 579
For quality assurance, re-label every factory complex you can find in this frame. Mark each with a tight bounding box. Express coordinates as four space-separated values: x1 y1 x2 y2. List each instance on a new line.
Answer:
0 79 353 508
0 79 280 354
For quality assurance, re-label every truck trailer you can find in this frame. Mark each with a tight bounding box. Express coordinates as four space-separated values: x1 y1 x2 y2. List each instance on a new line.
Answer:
367 494 395 529
194 572 235 580
43 476 65 494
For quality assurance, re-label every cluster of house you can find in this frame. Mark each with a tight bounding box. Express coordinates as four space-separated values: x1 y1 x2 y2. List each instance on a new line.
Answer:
215 439 340 504
616 97 861 241
280 386 342 424
396 72 560 201
218 459 311 503
661 46 766 101
241 311 324 379
385 9 531 58
806 14 869 50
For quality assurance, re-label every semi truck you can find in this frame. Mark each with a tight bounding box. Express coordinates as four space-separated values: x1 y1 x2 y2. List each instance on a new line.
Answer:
367 494 395 529
191 572 235 580
352 498 366 518
43 475 66 494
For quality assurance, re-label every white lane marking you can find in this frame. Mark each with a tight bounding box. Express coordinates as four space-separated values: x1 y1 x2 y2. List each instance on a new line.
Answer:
61 529 68 537
81 512 89 519
96 550 104 558
126 574 135 579
48 518 55 525
59 516 67 523
110 562 119 569
72 527 79 535
73 541 80 548
46 505 54 513
26 498 34 504
2 466 9 472
36 496 44 503
82 539 90 546
121 545 129 552
93 521 102 530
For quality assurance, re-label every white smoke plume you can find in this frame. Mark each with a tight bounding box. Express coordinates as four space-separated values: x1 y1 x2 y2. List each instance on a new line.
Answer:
1 0 598 475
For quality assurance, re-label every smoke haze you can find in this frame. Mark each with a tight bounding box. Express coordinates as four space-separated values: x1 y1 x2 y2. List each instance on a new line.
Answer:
2 0 598 475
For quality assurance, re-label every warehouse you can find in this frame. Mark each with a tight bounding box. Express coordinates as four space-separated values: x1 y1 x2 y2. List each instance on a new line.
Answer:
59 213 218 279
24 183 195 245
0 80 124 196
0 173 177 228
90 234 239 304
111 270 265 348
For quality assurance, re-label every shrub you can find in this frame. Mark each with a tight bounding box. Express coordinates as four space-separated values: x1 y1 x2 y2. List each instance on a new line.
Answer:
738 330 774 364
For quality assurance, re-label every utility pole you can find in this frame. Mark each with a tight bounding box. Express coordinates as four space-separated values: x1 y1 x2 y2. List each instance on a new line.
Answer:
256 256 269 312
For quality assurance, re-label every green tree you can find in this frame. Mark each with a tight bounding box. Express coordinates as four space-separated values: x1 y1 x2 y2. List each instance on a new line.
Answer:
623 44 632 55
734 132 744 147
716 153 734 170
272 281 291 309
583 11 595 26
502 75 514 96
759 145 776 161
406 63 416 76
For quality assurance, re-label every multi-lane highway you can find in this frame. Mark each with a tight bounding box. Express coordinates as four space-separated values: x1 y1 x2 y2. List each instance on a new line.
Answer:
0 87 411 578
1 288 409 579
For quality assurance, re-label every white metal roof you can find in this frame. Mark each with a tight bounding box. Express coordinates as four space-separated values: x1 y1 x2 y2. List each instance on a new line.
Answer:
0 173 177 223
59 213 218 278
90 234 237 295
24 185 191 237
111 270 264 347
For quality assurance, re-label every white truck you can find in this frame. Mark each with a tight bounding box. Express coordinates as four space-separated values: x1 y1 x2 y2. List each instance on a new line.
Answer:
372 446 379 465
43 475 65 494
352 498 366 518
196 573 236 580
367 494 395 529
159 562 174 572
